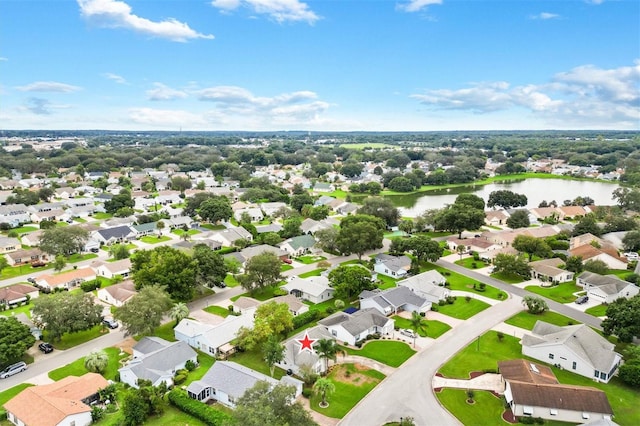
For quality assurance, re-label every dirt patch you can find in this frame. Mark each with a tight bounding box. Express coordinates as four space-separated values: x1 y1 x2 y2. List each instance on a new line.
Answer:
469 371 485 379
330 363 380 386
115 337 137 355
502 408 517 424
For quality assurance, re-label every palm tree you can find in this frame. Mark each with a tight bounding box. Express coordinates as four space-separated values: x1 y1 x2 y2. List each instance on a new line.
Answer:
408 311 428 347
170 302 189 326
313 377 335 408
84 350 109 374
456 244 466 259
316 338 340 375
262 336 285 377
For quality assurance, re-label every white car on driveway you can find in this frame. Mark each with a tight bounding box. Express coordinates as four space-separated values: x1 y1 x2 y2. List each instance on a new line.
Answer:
400 329 417 338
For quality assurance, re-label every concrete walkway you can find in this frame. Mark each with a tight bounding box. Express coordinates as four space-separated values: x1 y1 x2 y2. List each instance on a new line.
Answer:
432 373 503 393
450 290 502 305
424 310 464 327
338 354 396 376
491 323 528 339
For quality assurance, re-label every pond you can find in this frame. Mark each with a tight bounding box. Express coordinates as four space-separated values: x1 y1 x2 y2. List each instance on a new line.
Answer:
387 178 620 217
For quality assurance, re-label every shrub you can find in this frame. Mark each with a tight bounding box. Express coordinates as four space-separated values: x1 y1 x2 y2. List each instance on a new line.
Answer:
519 416 536 424
438 299 446 306
355 340 363 348
446 296 456 304
431 305 439 312
302 388 312 398
91 406 105 422
185 360 196 371
496 332 504 342
292 310 320 329
465 296 472 303
325 306 336 314
80 279 101 292
168 389 233 426
173 374 188 385
471 262 477 269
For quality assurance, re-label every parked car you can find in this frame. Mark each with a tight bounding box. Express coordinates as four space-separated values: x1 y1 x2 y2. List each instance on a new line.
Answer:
90 248 100 253
38 342 54 354
27 277 36 284
623 252 638 260
575 295 589 305
400 329 417 338
214 281 227 288
282 258 292 264
102 318 119 329
0 362 27 379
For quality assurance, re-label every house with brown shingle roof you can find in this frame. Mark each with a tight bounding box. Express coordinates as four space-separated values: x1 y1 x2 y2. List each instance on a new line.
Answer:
499 359 614 424
4 247 48 266
3 373 108 426
0 284 39 307
569 244 627 270
528 258 574 285
485 210 510 226
556 205 587 219
35 267 96 291
97 280 137 307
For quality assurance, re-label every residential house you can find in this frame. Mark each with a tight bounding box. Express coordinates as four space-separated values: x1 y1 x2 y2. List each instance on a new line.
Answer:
20 230 44 247
164 215 193 230
556 205 587 220
91 258 131 279
522 321 622 383
277 326 335 375
255 223 283 234
260 202 288 217
529 258 575 285
29 208 66 224
97 280 137 307
35 268 97 291
318 308 394 346
300 218 332 235
373 254 411 278
272 294 309 316
231 296 261 315
279 234 317 257
576 271 640 304
92 225 136 245
334 201 359 215
174 311 256 358
131 222 158 238
446 236 502 254
312 182 334 193
282 276 335 304
499 359 614 424
4 248 47 266
233 207 264 223
485 210 510 226
68 204 99 218
569 244 627 270
239 244 289 263
0 236 20 254
209 227 253 247
570 233 605 250
314 195 336 207
3 373 109 426
396 270 450 303
0 204 31 227
186 361 302 408
359 286 432 316
119 337 197 388
530 207 560 221
0 284 39 307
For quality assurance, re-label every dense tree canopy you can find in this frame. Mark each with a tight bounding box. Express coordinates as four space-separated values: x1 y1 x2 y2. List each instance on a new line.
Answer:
336 215 385 260
487 190 528 209
115 286 173 336
236 301 293 351
192 244 227 287
39 226 89 256
239 252 283 294
32 292 103 341
131 246 197 301
357 197 401 227
506 209 530 229
434 203 485 238
328 264 374 300
0 317 35 368
512 235 552 261
198 196 232 223
602 295 640 342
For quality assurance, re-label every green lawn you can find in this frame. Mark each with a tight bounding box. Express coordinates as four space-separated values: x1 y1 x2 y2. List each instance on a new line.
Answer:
46 325 109 350
310 363 386 419
490 271 526 284
184 351 216 386
435 297 491 320
92 212 113 219
224 273 239 287
281 264 294 272
231 285 287 302
140 235 172 244
295 255 327 264
171 228 201 237
0 383 33 407
203 305 231 318
392 316 451 339
228 349 286 379
585 304 608 317
0 302 34 318
436 389 508 426
505 311 581 331
454 257 491 270
10 226 39 234
524 282 579 303
341 341 415 367
438 331 522 378
199 223 226 230
422 263 506 300
376 274 398 290
299 268 326 278
152 321 178 342
48 347 126 381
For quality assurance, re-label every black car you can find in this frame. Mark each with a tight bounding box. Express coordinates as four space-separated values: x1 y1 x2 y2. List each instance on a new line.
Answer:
38 342 54 354
27 277 36 284
575 295 589 305
214 282 227 288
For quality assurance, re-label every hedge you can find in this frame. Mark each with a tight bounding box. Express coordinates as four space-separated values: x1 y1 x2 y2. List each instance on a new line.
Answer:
292 310 320 329
167 389 232 426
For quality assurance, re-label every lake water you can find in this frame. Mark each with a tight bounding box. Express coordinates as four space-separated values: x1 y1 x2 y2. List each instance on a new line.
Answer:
387 178 620 218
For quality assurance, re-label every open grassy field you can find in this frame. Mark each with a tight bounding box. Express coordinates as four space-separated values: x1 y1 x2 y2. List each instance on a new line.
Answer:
392 316 451 339
435 297 491 320
48 347 126 381
341 340 415 367
422 263 506 300
505 310 580 330
525 282 579 303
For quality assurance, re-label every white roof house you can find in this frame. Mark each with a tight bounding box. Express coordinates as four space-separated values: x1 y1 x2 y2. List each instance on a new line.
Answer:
282 276 334 304
373 254 411 278
396 270 449 303
318 308 394 346
276 325 335 375
577 271 640 304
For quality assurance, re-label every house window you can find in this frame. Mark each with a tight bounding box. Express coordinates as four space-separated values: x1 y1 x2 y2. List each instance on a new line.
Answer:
548 353 554 360
331 330 337 337
594 370 600 378
582 413 590 420
600 372 606 380
523 406 533 415
572 361 577 370
550 409 558 416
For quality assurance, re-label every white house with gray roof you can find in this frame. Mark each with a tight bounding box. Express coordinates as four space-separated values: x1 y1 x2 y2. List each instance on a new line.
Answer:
282 275 334 304
397 270 450 303
359 286 432 316
279 234 317 256
318 308 394 346
119 337 197 388
577 271 639 304
186 361 302 408
276 325 335 375
522 321 622 383
374 254 411 278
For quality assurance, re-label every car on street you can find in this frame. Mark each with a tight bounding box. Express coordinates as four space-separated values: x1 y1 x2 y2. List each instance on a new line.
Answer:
214 281 227 288
575 295 589 305
400 329 417 339
623 252 638 260
38 342 54 354
102 318 119 329
0 362 27 379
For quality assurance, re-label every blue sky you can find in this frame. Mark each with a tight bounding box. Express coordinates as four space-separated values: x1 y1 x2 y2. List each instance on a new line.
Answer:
1 0 638 131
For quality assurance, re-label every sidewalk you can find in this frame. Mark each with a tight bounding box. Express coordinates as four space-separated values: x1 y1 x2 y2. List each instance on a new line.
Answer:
432 373 503 393
491 322 527 339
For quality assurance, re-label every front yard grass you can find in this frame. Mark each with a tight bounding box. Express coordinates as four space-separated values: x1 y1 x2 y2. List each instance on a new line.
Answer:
490 271 525 284
140 235 172 244
0 302 34 318
340 340 415 367
454 257 490 270
585 304 608 317
48 347 126 381
281 264 294 272
422 263 507 300
310 363 385 419
436 389 507 426
504 311 581 331
46 324 109 350
203 305 231 318
230 284 287 302
228 349 286 379
299 268 326 278
295 255 326 264
376 274 398 290
184 351 216 386
224 273 239 287
524 282 579 303
435 297 491 320
392 316 451 339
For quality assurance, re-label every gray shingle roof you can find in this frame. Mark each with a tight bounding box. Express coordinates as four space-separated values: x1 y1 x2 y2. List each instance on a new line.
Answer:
188 361 278 399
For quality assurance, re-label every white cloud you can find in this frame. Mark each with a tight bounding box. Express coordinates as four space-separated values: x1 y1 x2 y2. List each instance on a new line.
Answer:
129 107 207 127
530 12 560 20
77 0 214 42
102 72 127 84
23 97 71 115
411 61 640 128
146 83 188 101
211 0 320 24
397 0 442 13
16 81 81 93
